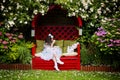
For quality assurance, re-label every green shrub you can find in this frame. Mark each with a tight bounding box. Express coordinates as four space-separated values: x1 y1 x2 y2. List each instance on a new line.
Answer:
81 44 91 65
0 27 32 64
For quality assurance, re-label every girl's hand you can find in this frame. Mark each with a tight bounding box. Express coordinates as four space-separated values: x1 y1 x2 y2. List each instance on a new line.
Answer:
53 40 55 44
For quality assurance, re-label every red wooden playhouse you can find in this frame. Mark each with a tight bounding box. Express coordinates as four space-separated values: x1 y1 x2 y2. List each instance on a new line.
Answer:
31 5 82 70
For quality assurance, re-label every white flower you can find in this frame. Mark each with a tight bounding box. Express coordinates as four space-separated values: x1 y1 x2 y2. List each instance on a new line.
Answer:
5 24 10 29
90 23 94 26
103 10 106 14
20 21 23 23
113 2 116 5
24 21 28 24
41 10 45 14
79 8 82 11
105 0 109 3
75 10 79 13
101 3 105 7
116 11 119 13
97 8 102 15
17 3 22 9
3 0 6 3
84 5 88 10
72 12 76 16
95 15 98 18
8 21 15 26
70 8 74 11
13 17 17 20
10 13 13 15
8 6 12 10
26 8 28 11
81 9 85 12
104 17 108 20
90 8 93 12
101 19 106 23
82 15 86 18
106 7 110 11
70 0 73 3
1 5 4 11
3 13 6 16
68 13 72 17
17 3 20 9
33 10 38 14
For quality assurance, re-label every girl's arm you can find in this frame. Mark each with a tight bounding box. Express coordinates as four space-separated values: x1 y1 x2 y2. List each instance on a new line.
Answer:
51 40 55 47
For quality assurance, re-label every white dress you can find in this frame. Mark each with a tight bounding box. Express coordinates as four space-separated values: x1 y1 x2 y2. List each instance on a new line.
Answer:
39 43 62 61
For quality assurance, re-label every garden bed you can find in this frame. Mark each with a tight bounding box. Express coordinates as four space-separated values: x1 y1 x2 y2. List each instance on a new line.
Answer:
0 64 120 72
81 65 120 72
0 64 31 70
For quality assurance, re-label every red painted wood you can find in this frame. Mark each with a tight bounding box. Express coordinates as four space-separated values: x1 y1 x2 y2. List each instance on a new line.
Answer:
32 44 81 70
31 4 82 70
35 25 79 40
32 56 80 70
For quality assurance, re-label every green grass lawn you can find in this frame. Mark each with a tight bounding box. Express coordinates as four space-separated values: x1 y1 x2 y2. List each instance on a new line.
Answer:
0 70 120 80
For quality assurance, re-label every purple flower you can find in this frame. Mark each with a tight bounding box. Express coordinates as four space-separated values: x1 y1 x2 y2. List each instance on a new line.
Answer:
107 44 114 47
115 44 120 46
114 40 120 44
98 27 104 31
95 27 107 37
110 39 113 42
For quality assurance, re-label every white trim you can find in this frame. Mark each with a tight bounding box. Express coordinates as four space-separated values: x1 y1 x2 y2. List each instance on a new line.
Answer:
79 29 82 35
31 29 35 37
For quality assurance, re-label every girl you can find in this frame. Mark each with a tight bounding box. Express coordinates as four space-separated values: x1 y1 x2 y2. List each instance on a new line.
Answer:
35 34 64 71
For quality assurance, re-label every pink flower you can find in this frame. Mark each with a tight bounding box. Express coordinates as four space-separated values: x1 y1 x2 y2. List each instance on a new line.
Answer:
0 31 2 36
10 39 16 43
5 33 11 37
4 45 8 49
0 39 2 43
8 36 13 40
18 33 23 39
2 40 9 45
